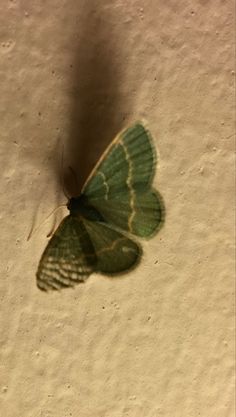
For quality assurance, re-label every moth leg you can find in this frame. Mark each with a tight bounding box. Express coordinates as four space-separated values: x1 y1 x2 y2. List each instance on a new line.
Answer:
46 213 58 238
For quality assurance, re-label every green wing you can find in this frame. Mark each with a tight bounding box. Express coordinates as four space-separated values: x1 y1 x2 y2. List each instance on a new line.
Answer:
82 122 164 238
37 216 96 291
37 216 141 291
82 218 141 274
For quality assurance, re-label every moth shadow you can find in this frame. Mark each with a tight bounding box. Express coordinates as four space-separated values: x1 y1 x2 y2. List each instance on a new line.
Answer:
64 3 127 197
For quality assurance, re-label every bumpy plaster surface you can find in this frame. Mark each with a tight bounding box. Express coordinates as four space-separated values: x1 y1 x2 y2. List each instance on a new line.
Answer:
0 1 234 416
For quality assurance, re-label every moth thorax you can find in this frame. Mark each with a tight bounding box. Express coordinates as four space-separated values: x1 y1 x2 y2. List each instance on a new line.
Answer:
67 195 104 222
67 197 82 216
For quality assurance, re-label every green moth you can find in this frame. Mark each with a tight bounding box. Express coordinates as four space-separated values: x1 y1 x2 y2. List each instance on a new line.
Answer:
37 122 165 291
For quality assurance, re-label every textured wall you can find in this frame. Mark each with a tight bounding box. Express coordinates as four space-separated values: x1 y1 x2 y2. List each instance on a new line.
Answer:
0 1 234 416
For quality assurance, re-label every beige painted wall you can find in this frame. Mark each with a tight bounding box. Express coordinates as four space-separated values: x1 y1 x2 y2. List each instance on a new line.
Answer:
0 1 234 416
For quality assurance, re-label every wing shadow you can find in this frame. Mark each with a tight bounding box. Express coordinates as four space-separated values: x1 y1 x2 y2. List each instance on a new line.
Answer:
64 3 127 196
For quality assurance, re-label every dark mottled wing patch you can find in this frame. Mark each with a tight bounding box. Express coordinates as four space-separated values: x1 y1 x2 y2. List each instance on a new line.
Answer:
37 216 96 291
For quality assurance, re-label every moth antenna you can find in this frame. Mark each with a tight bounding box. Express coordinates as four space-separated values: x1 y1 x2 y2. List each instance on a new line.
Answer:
27 204 66 241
